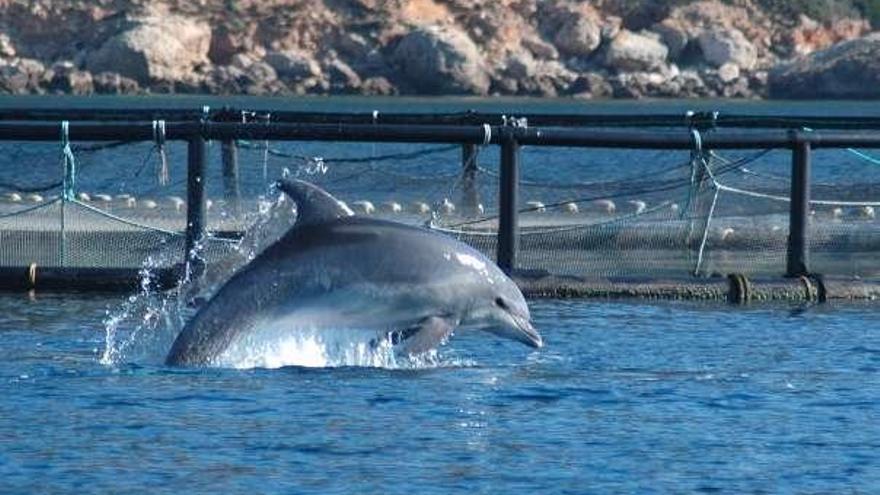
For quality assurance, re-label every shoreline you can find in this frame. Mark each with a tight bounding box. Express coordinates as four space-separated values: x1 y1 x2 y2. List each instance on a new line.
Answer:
0 1 878 100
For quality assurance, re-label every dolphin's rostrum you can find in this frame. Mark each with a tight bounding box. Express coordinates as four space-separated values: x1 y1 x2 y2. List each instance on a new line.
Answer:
165 179 541 366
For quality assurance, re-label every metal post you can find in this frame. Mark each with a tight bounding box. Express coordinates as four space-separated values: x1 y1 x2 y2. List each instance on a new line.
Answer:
461 143 479 216
497 132 520 273
221 139 240 201
186 137 207 278
787 137 811 277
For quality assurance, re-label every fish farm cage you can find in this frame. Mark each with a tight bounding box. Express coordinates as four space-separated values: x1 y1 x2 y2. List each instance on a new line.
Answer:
1 105 880 303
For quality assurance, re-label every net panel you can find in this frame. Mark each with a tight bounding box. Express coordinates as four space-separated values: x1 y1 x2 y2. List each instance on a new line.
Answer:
0 135 878 280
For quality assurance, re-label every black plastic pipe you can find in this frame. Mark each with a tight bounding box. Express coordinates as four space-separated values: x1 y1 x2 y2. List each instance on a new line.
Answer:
0 121 879 149
3 106 880 129
787 137 811 277
497 132 520 274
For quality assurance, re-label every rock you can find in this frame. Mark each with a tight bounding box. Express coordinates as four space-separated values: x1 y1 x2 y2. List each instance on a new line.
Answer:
48 62 94 95
0 58 44 94
391 24 490 95
717 62 740 83
769 33 880 99
521 35 558 60
653 19 689 60
698 28 757 69
92 71 140 94
334 32 372 61
554 15 602 57
360 76 396 95
265 50 322 81
87 12 211 84
605 30 669 72
789 15 870 56
0 33 16 58
326 58 361 91
570 71 613 98
0 65 30 94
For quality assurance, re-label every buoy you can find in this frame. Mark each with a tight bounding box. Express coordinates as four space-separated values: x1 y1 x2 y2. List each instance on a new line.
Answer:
382 201 403 214
206 199 214 211
440 198 455 215
351 200 375 215
6 192 22 202
93 194 113 203
411 201 431 215
168 196 185 212
831 207 844 220
476 203 485 215
77 192 91 202
561 202 579 214
27 193 43 203
141 199 158 209
122 197 137 208
859 205 876 219
720 227 735 242
526 201 546 213
627 200 647 214
593 199 616 214
669 203 680 213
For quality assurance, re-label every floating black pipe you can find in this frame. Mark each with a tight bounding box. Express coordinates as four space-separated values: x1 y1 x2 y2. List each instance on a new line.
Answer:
497 131 520 273
787 136 812 277
3 105 880 130
0 121 878 149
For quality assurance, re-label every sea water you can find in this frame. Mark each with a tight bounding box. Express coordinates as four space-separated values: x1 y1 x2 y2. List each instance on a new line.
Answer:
0 96 878 492
0 294 878 493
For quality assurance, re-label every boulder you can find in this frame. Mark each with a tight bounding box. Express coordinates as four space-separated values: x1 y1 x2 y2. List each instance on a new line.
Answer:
769 33 880 99
87 13 211 84
326 58 362 91
391 25 490 95
92 71 141 94
265 50 322 81
0 33 15 58
605 30 668 72
47 61 93 94
0 65 30 94
698 28 757 69
554 15 602 57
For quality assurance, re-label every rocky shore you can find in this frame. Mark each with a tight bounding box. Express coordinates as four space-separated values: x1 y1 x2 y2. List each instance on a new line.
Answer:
0 0 877 99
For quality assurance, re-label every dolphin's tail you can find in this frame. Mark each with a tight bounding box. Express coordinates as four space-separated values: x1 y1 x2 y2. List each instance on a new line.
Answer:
275 179 354 226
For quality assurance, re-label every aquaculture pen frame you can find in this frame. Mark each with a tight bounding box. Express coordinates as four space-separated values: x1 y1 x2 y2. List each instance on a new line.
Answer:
0 108 879 295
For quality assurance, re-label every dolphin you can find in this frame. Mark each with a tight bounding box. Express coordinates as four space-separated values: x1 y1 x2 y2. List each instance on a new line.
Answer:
165 179 541 366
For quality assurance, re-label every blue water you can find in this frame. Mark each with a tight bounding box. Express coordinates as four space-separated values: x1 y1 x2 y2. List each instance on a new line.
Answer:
0 96 879 492
1 292 878 493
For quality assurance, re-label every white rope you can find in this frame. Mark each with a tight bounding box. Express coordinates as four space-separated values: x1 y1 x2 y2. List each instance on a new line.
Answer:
482 123 492 145
0 197 60 220
714 183 880 207
693 187 720 276
70 199 182 236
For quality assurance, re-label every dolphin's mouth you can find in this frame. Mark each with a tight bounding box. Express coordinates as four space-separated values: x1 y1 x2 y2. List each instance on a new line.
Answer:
512 314 543 348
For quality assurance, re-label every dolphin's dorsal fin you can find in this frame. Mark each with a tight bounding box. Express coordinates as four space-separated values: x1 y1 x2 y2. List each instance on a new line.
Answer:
276 179 354 227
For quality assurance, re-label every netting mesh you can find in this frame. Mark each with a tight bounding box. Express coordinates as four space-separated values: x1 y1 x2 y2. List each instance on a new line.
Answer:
0 131 878 280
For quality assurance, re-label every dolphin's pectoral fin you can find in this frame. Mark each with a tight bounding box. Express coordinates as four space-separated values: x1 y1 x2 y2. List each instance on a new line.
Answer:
388 316 456 356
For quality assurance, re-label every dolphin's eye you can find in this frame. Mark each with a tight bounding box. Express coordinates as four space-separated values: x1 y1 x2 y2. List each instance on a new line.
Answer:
495 297 507 309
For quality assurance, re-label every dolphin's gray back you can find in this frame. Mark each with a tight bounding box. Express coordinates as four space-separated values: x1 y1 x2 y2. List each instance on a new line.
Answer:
166 217 495 365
